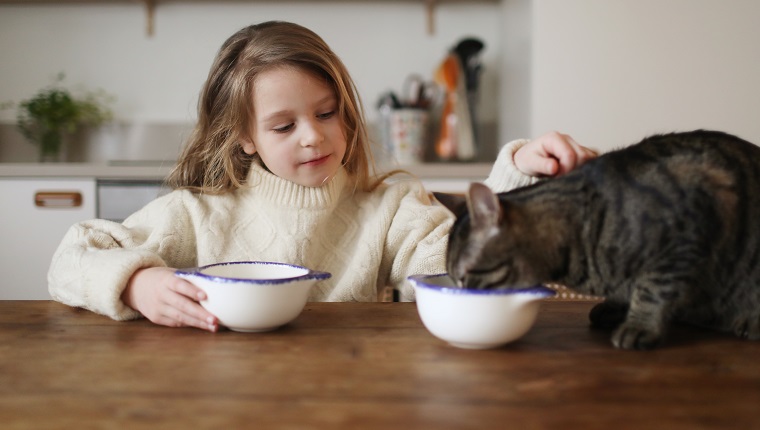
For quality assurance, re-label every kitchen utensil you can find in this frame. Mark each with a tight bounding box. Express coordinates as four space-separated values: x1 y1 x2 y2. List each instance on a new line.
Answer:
433 53 476 161
387 108 429 164
402 74 439 109
453 38 485 92
376 90 403 110
453 37 485 149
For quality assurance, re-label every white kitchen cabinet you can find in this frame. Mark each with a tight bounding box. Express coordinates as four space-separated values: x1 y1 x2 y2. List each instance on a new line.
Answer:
0 178 96 299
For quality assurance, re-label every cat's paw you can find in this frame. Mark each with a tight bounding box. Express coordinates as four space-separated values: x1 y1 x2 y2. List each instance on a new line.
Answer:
732 315 760 340
611 324 663 350
589 301 628 329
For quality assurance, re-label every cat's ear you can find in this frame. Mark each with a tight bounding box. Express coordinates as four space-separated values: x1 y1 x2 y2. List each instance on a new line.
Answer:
432 192 467 214
466 182 502 228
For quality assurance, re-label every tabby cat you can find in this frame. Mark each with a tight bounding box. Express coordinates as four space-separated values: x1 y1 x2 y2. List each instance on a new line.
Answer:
437 130 760 350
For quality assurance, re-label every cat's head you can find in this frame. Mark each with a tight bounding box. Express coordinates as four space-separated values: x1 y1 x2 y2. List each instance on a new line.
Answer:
436 183 549 290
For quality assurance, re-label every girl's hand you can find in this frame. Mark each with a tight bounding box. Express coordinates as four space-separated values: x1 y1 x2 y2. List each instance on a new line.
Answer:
514 131 598 177
121 266 219 332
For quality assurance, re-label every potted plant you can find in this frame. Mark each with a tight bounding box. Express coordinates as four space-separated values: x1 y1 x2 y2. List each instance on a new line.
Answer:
11 73 114 162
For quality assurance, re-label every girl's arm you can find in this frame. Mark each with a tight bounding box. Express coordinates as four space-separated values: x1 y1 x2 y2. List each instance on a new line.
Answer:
47 191 209 328
484 132 598 192
513 131 597 177
122 266 218 332
380 182 454 301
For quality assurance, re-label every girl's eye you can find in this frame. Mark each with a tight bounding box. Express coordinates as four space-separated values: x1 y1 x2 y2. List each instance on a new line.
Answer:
273 123 294 133
317 110 335 120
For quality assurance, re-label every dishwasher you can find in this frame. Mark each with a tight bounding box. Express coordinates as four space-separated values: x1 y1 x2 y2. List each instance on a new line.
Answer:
97 179 169 222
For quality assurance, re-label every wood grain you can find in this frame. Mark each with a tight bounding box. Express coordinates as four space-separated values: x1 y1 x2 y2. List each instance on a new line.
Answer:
1 301 758 429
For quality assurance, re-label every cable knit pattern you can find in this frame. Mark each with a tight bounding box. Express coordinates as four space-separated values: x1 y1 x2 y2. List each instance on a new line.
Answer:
48 140 535 320
484 139 541 191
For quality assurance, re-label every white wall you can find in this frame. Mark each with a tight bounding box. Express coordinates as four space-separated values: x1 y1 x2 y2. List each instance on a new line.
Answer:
531 0 760 152
5 1 755 161
0 2 513 161
499 0 532 148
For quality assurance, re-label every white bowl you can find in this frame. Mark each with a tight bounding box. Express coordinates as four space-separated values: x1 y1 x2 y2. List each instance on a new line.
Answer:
175 261 331 332
409 274 555 349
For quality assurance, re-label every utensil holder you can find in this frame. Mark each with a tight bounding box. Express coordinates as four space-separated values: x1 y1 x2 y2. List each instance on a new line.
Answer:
383 108 430 165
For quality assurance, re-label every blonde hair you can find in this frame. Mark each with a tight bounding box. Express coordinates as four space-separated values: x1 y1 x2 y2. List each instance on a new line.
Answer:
166 21 387 194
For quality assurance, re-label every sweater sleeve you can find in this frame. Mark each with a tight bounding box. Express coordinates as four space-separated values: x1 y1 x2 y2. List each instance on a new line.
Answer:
47 191 198 320
483 138 541 192
379 181 453 301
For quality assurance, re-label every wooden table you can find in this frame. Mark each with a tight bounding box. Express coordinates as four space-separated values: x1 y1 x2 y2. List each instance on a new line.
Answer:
1 301 758 429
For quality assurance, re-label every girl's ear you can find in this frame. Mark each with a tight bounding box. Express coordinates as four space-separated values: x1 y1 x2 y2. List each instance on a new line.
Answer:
241 138 257 155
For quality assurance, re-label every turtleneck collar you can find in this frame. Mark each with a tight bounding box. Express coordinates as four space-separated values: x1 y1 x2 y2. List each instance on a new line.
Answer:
240 160 350 208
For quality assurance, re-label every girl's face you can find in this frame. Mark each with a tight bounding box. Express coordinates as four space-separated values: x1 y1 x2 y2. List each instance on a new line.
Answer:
243 66 347 188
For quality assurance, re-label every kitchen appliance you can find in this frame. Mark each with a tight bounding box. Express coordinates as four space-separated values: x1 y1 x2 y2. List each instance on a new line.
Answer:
97 179 167 222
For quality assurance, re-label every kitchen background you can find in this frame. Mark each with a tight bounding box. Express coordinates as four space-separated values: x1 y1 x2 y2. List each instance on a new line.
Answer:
0 0 511 164
2 0 759 163
1 0 760 299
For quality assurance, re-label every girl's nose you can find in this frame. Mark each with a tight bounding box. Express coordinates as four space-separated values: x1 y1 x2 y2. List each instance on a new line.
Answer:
300 120 324 147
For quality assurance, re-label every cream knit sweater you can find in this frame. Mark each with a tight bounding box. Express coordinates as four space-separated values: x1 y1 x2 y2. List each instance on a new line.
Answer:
48 139 538 320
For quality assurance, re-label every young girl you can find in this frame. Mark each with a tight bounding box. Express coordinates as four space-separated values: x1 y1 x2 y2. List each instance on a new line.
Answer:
48 21 596 332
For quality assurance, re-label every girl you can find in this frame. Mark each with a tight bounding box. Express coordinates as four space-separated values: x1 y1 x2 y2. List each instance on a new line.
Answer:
48 21 596 332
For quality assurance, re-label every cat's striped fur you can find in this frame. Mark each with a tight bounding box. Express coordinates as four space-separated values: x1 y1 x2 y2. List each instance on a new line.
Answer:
440 130 760 350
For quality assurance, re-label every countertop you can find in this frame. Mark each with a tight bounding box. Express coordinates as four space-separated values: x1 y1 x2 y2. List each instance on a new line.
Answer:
0 161 493 181
2 300 758 429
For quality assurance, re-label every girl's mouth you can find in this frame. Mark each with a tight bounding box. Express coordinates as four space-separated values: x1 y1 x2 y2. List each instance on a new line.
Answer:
301 154 330 167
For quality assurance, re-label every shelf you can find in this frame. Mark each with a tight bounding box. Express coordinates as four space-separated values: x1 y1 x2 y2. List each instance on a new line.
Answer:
0 0 500 36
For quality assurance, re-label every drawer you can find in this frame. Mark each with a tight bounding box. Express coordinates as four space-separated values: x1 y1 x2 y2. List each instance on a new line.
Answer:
0 178 96 299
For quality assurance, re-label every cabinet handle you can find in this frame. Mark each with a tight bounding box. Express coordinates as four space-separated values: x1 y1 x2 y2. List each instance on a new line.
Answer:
34 191 83 208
